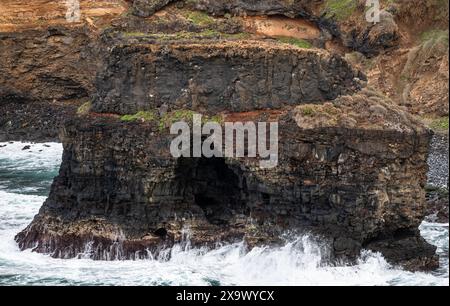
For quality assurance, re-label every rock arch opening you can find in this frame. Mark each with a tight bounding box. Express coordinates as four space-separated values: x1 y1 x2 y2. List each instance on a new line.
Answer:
175 157 249 226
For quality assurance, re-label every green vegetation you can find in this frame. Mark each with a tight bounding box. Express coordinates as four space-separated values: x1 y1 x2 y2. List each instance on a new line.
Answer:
224 32 252 40
429 117 449 132
186 11 215 26
120 109 223 132
324 0 358 20
300 106 316 117
159 110 197 130
77 101 92 115
210 115 223 124
123 32 148 37
420 29 449 47
120 111 157 122
123 30 250 41
323 103 339 116
277 37 312 49
159 110 223 131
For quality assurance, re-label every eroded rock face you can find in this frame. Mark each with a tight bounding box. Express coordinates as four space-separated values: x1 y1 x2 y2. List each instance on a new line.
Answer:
130 0 318 18
16 109 437 268
129 0 399 57
190 0 317 17
0 26 104 141
92 41 362 115
3 0 441 271
345 10 399 58
0 0 128 141
0 27 97 102
0 0 126 32
133 0 174 17
16 39 438 270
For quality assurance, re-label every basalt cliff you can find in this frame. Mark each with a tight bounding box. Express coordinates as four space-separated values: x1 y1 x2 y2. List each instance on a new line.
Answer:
1 0 448 271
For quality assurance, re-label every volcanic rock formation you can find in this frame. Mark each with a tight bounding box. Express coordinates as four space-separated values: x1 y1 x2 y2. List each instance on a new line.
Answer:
92 42 361 114
16 40 438 270
1 0 446 271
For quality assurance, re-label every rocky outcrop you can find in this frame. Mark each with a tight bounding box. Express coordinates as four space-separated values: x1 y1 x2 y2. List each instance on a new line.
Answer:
344 10 399 57
0 0 126 32
0 1 126 141
188 0 318 17
133 0 174 17
16 38 438 271
0 27 98 102
130 0 318 18
129 0 399 57
1 0 443 271
92 41 362 115
16 108 438 268
0 100 80 142
0 26 102 141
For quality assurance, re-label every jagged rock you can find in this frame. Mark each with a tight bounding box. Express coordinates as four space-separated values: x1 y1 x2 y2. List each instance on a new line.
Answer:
132 0 174 17
345 10 399 57
16 39 439 270
0 100 80 142
0 0 443 272
0 27 98 102
169 1 398 56
130 0 318 18
426 188 449 223
0 26 103 141
365 230 439 272
190 0 316 17
92 41 361 115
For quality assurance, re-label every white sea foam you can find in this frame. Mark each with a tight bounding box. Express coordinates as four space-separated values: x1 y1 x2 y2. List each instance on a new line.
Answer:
0 187 448 286
0 142 448 286
0 142 63 172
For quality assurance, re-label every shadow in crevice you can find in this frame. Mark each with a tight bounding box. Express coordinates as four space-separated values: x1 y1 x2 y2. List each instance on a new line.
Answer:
175 157 248 226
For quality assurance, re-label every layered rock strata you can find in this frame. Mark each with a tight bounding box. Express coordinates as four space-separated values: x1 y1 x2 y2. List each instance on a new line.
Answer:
0 0 442 272
92 41 362 114
0 0 127 141
16 41 438 270
129 0 401 57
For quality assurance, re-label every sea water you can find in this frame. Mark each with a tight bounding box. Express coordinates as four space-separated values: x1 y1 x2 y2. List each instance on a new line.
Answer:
0 142 448 286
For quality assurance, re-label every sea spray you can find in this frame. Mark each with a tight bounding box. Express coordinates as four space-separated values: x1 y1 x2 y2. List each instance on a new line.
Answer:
0 142 448 286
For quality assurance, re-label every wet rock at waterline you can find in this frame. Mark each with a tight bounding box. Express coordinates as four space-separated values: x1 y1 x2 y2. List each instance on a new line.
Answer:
0 0 444 275
16 84 439 271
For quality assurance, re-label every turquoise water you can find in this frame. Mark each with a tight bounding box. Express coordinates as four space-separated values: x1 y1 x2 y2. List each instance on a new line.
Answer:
0 142 448 286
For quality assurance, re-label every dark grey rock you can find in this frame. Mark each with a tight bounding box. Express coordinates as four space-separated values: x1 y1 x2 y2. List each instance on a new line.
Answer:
92 42 361 115
132 0 174 17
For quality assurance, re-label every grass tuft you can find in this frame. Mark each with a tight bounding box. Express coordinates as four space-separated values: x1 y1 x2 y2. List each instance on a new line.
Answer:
277 37 312 49
429 117 450 132
324 0 358 20
420 29 449 47
121 111 157 122
186 11 215 26
77 101 92 115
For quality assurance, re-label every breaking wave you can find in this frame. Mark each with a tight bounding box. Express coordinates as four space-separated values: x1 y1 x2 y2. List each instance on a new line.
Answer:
0 142 448 286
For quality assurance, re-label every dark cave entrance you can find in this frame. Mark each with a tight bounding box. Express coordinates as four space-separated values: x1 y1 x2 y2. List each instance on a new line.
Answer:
175 157 248 226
